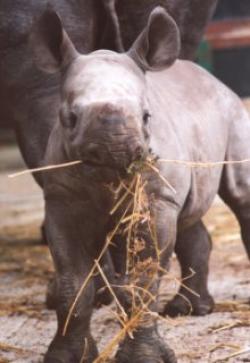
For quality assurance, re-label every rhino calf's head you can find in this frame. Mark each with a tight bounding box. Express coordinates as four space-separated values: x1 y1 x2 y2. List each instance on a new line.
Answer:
30 6 180 171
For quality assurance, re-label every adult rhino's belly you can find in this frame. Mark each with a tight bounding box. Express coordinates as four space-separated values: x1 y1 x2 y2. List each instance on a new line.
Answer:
178 165 223 230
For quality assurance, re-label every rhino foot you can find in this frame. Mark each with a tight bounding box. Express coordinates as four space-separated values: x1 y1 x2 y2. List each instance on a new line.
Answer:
115 328 177 363
44 334 98 363
163 293 214 317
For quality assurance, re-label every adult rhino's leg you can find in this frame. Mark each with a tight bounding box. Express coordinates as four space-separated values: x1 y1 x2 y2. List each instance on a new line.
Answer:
219 172 250 260
178 0 218 60
14 89 59 247
114 201 178 363
13 76 60 183
44 198 101 363
164 221 214 317
46 251 114 311
218 105 250 263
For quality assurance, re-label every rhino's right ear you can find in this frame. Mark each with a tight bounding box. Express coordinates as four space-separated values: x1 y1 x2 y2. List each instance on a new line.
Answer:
128 7 180 72
30 7 78 73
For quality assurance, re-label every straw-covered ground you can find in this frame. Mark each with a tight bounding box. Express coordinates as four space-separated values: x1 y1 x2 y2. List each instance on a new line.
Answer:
1 105 250 363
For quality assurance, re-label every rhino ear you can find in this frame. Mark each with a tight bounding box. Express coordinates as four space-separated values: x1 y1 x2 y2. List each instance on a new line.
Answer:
128 7 181 72
30 6 78 73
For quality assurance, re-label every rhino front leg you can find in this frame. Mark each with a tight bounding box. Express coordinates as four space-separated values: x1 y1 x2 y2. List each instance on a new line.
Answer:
115 201 178 363
164 221 214 317
46 251 114 310
43 199 101 363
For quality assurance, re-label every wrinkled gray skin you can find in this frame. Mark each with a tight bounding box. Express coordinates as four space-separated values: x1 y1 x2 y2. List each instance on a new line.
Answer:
30 6 250 363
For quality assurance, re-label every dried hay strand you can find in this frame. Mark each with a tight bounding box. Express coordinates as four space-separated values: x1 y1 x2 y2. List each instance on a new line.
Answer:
7 155 250 179
0 342 33 355
94 260 127 322
158 158 250 168
215 300 250 313
209 343 242 353
93 299 155 363
209 311 250 334
8 160 82 178
212 346 250 362
210 320 243 334
60 159 199 362
80 338 90 363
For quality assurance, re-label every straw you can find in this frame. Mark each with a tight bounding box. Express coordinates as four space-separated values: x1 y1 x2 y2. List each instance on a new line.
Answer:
8 161 82 178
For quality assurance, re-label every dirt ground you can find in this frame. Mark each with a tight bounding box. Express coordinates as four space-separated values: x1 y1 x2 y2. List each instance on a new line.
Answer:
1 133 250 363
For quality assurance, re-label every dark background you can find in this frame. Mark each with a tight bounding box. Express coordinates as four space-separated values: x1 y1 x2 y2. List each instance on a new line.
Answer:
212 0 250 97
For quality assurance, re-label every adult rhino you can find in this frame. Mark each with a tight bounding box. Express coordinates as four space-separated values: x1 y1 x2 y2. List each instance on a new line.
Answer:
30 5 250 363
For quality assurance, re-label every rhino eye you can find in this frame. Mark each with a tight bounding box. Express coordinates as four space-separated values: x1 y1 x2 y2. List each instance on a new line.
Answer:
143 112 151 125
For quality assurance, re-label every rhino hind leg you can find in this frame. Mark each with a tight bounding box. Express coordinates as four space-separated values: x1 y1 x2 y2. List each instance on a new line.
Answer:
218 147 250 259
219 188 250 260
41 220 48 245
46 277 58 310
163 220 214 317
239 218 250 259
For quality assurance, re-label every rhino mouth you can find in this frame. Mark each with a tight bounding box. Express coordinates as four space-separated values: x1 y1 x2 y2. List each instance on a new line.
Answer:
80 142 147 171
81 156 131 172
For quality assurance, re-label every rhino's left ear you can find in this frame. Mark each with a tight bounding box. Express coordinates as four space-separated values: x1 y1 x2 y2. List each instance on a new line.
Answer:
30 6 79 73
128 7 181 72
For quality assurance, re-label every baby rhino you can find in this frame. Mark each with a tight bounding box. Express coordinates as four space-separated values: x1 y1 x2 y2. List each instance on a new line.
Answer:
31 6 250 363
